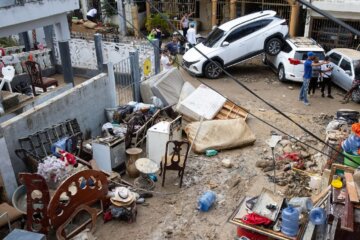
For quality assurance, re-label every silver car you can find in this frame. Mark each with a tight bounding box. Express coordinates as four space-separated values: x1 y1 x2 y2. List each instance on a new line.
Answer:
326 48 360 103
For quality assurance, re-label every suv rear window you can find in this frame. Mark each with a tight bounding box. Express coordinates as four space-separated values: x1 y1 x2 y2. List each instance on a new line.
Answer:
295 51 325 60
329 52 342 65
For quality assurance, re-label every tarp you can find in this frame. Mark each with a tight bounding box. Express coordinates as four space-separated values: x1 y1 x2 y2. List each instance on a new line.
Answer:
185 118 256 153
177 84 226 120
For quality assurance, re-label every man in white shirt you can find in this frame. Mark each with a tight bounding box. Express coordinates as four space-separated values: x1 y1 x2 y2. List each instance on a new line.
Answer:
320 56 335 98
87 8 97 22
186 24 196 48
160 49 173 72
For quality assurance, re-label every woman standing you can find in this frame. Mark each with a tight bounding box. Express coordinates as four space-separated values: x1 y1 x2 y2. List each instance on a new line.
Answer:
180 12 195 38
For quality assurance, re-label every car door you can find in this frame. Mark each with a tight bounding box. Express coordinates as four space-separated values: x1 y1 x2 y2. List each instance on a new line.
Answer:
337 57 354 91
221 19 271 66
328 52 343 88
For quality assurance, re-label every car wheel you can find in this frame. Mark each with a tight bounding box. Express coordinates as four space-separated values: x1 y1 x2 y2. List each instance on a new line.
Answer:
262 54 268 65
265 38 283 56
278 64 286 82
352 88 360 103
204 61 223 79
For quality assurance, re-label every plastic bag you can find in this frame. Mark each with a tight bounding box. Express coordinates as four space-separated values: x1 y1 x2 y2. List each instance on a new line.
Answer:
342 134 360 155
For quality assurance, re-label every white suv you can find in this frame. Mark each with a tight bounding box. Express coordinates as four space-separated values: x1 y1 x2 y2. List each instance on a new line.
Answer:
182 10 288 79
264 37 325 82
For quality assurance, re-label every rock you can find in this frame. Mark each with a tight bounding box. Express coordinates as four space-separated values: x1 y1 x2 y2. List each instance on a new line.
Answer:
300 150 310 158
221 158 233 168
279 139 291 146
175 208 182 216
288 86 294 90
259 108 266 112
226 175 241 189
283 145 293 153
263 165 275 172
256 160 272 168
208 180 218 189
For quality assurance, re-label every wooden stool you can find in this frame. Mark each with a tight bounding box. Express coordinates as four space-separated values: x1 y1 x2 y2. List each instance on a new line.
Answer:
125 148 142 178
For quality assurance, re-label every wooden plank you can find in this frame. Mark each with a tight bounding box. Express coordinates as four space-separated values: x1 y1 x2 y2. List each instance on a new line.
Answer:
328 163 355 185
311 185 331 204
341 189 354 232
344 172 360 203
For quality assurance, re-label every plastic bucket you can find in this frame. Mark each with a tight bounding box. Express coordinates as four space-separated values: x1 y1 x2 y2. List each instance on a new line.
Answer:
343 151 360 168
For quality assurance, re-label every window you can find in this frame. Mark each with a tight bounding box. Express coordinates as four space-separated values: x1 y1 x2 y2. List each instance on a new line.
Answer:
203 28 225 48
329 52 341 65
282 42 293 53
340 58 352 75
225 19 272 43
294 51 325 60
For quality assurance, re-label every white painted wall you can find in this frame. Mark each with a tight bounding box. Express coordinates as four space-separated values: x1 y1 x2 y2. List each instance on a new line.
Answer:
312 0 360 13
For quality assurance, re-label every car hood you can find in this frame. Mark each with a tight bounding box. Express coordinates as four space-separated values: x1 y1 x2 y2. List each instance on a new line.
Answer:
183 43 216 62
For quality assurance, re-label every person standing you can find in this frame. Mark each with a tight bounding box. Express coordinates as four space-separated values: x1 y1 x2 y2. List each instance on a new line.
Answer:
308 57 320 96
154 25 163 49
166 36 180 56
186 23 196 48
320 56 335 99
160 49 173 72
86 8 97 22
180 12 195 38
299 52 323 106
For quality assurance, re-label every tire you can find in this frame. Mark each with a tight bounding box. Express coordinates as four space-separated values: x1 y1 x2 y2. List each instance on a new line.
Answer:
262 54 268 65
278 64 286 82
265 38 283 56
352 88 360 103
204 61 223 79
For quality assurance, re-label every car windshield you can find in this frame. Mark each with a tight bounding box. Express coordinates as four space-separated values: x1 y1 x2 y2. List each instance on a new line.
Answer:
354 60 360 78
295 51 325 60
203 28 224 48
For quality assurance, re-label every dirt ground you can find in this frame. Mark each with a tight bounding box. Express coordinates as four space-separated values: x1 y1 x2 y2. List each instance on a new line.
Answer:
93 57 359 240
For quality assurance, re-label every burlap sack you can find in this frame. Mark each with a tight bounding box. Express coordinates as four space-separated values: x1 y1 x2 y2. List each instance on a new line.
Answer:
185 118 256 153
83 21 97 29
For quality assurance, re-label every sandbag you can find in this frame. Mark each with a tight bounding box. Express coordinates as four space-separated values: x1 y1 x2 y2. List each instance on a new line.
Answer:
83 21 97 29
185 118 256 153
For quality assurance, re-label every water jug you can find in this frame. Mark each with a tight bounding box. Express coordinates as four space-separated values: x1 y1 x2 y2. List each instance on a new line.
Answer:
309 207 326 225
288 197 313 213
281 207 299 237
198 191 216 212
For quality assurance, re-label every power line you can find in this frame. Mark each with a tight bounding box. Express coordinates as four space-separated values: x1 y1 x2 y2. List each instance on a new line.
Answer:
100 0 357 164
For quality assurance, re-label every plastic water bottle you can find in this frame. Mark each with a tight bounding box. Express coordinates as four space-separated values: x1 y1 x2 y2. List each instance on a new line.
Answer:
288 197 313 213
281 206 299 237
309 207 326 225
198 191 216 212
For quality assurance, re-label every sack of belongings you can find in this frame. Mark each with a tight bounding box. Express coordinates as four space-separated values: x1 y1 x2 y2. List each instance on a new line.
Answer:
185 118 256 153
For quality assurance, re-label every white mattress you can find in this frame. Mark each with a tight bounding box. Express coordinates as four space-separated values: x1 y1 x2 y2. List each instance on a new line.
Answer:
177 84 226 120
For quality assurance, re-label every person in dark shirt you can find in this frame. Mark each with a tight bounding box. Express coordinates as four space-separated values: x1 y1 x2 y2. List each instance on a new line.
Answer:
308 57 320 96
299 52 323 106
166 36 179 56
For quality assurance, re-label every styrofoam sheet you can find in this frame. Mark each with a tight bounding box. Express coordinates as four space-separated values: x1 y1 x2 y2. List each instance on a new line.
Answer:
178 84 226 120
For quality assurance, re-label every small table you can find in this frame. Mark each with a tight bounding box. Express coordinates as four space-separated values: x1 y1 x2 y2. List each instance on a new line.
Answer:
134 158 159 191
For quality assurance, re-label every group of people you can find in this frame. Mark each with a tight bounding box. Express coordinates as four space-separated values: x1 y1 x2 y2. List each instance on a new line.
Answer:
299 52 359 105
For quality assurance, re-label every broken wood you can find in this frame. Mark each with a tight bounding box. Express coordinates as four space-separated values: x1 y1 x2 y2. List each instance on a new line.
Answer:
344 172 360 203
328 163 355 185
312 185 331 204
214 101 248 120
341 189 354 232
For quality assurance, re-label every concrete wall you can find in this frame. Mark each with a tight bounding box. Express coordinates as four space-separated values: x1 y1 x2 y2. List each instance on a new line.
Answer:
0 73 116 200
312 0 360 14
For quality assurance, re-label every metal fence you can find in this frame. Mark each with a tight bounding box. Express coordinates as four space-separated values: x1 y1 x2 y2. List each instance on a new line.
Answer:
310 17 360 51
112 57 135 105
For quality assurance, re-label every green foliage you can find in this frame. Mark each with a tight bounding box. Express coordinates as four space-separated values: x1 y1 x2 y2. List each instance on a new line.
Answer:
0 37 18 48
101 0 117 17
145 13 170 35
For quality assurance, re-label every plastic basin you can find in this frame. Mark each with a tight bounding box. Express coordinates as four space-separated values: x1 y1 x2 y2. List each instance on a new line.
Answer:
344 151 360 168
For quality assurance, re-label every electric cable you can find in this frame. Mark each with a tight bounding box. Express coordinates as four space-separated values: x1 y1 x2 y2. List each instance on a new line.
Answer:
144 0 359 165
101 0 356 164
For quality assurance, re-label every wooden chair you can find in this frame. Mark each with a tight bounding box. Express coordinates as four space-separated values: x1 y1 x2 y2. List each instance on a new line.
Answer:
159 140 190 188
24 61 58 96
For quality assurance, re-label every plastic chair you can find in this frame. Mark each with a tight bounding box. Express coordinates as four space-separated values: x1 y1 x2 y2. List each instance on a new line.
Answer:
0 65 15 93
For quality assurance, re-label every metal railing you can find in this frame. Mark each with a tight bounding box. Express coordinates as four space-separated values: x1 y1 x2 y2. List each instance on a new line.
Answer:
112 57 135 105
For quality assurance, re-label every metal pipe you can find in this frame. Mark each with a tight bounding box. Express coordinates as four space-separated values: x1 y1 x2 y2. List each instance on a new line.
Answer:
295 0 360 37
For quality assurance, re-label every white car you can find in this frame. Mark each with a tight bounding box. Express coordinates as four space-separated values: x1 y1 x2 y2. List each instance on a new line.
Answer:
264 37 325 82
326 48 360 103
182 10 289 79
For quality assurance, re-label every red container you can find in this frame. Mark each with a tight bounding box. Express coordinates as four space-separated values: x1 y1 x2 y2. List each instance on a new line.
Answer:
237 227 269 240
